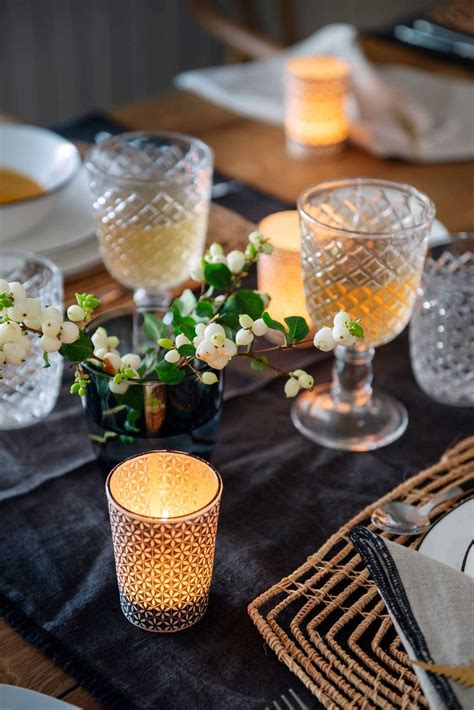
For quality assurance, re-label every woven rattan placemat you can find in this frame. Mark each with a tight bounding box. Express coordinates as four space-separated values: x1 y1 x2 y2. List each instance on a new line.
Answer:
248 436 474 709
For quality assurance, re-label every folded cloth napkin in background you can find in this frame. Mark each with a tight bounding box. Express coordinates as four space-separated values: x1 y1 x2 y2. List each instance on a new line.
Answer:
350 526 474 710
176 24 474 163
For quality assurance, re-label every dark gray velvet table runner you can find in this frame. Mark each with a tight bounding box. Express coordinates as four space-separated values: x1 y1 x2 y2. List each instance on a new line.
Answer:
1 332 473 710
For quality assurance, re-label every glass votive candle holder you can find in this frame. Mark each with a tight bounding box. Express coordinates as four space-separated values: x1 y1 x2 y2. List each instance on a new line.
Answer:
106 450 223 632
284 56 350 158
257 211 312 344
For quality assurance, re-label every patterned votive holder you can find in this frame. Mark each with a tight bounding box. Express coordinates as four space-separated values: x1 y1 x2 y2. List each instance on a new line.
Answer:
106 451 222 632
257 211 312 344
284 56 350 158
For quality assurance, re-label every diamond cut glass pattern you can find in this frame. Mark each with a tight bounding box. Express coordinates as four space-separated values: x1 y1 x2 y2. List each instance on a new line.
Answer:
293 179 435 451
300 181 431 348
106 451 222 632
0 251 63 429
86 132 213 306
410 234 474 407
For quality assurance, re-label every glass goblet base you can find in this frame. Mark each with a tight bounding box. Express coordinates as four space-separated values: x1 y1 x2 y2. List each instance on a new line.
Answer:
291 384 408 452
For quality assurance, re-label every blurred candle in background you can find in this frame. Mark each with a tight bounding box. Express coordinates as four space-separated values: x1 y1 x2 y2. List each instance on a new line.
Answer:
284 56 350 158
258 211 312 343
106 451 222 633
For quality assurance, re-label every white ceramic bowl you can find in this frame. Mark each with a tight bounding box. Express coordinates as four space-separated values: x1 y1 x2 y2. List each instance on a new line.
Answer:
0 123 81 241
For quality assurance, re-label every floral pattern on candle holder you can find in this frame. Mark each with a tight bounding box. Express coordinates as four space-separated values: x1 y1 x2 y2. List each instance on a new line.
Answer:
106 451 222 632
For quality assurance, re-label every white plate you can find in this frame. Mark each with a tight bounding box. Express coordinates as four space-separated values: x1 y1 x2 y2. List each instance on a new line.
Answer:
418 497 474 576
0 684 76 710
2 167 95 256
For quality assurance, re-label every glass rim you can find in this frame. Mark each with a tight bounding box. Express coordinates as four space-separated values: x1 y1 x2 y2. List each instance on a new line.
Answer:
83 305 211 384
297 177 436 238
105 449 223 523
0 248 63 282
85 130 214 185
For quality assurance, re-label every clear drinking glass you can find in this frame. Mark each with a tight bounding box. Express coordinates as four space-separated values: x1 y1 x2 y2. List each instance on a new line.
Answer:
410 233 474 407
0 250 63 429
293 178 435 451
86 132 213 308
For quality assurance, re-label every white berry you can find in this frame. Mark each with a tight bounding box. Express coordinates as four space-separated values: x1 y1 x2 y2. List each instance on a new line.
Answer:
41 306 62 327
0 351 5 366
248 231 264 246
67 305 85 322
190 264 204 282
298 373 314 389
106 335 120 350
239 314 254 329
19 334 32 353
202 371 218 385
195 322 206 337
209 243 223 257
7 300 30 322
92 329 108 350
103 351 122 372
196 339 218 362
211 332 225 347
226 250 245 274
8 282 26 300
3 342 26 365
333 311 351 328
39 335 61 353
24 316 42 331
236 328 254 346
252 318 268 337
332 324 357 346
60 321 80 344
284 377 301 398
175 333 191 348
165 349 180 364
0 279 9 294
204 323 225 340
121 353 141 370
94 347 108 359
313 327 336 352
209 354 230 370
109 380 129 395
0 321 22 344
25 298 41 319
42 321 61 337
193 335 204 348
222 338 237 358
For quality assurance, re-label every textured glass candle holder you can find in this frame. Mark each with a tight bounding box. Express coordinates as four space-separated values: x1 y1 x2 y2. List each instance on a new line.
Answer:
284 56 350 159
0 250 63 430
410 234 474 407
106 451 222 632
293 178 435 451
86 132 213 308
257 211 312 345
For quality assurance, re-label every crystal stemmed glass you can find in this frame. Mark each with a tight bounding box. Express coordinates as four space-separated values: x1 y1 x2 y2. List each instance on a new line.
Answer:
292 178 435 451
86 132 213 308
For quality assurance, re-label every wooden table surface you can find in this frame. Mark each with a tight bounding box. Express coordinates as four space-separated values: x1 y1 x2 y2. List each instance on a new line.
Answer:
1 37 473 709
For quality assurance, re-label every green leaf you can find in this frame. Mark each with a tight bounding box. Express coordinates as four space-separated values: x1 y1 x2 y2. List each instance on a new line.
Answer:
59 331 94 362
173 288 197 316
219 290 264 328
119 434 136 444
177 344 196 358
171 307 196 340
347 319 364 339
0 292 14 309
42 352 51 368
250 355 268 372
195 299 214 318
143 312 168 342
262 311 286 334
138 348 158 378
204 262 232 290
284 316 309 343
124 408 141 433
155 361 186 385
115 383 144 410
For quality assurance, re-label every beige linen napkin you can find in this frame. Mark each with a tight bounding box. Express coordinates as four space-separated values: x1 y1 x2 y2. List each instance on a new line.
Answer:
350 526 474 709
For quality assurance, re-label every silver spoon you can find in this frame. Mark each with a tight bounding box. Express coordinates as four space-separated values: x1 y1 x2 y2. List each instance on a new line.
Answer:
371 485 464 535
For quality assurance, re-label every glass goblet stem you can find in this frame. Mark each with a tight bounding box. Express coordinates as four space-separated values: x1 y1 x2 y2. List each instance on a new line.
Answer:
331 346 375 408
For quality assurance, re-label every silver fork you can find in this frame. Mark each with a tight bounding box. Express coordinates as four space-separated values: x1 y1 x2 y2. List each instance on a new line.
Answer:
265 688 310 710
